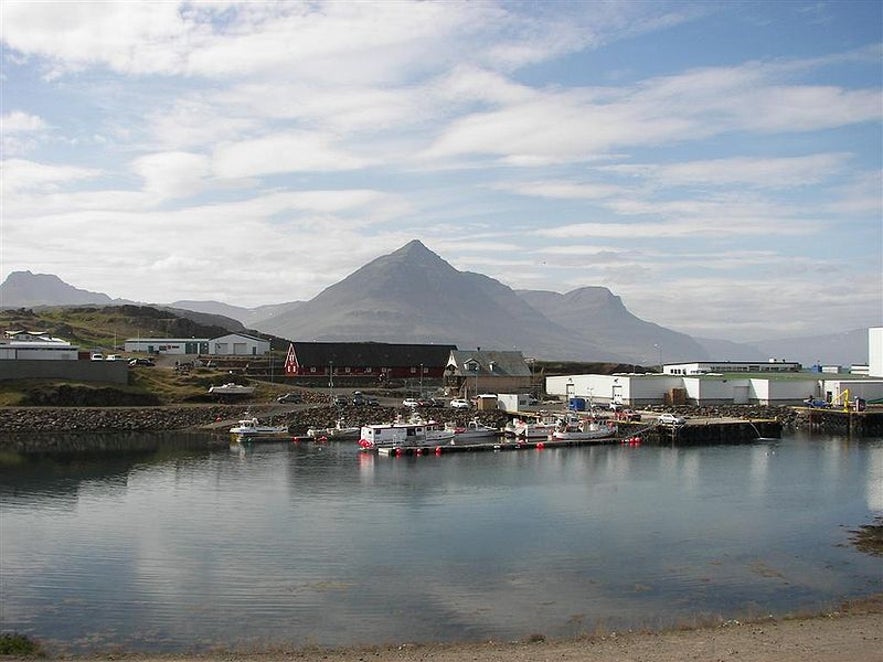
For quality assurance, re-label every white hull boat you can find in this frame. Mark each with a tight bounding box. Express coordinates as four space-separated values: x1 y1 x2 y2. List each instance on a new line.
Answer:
307 420 361 440
210 383 255 395
447 419 500 442
549 419 617 441
230 415 289 441
358 415 454 450
505 415 559 439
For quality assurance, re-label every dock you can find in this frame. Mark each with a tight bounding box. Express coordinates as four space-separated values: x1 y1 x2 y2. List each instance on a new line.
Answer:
371 417 783 457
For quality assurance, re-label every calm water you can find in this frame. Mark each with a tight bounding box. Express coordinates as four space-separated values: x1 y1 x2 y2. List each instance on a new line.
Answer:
1 431 881 654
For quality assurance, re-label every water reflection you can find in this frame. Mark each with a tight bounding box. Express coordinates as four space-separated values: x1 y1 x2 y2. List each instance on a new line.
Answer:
0 431 881 655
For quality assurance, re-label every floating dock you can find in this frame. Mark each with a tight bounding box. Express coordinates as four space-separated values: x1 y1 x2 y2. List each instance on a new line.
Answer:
371 418 783 457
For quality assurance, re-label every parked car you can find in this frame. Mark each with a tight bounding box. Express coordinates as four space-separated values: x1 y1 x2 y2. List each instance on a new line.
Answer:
402 398 419 408
129 357 155 366
351 391 365 406
276 392 302 404
105 354 126 361
333 395 349 406
418 397 444 408
449 398 470 409
657 413 687 425
90 353 104 361
364 395 379 406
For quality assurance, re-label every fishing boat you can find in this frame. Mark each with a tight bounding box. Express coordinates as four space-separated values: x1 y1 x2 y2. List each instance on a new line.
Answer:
229 415 289 441
504 413 560 439
549 416 617 441
446 418 500 442
307 419 360 440
358 414 454 451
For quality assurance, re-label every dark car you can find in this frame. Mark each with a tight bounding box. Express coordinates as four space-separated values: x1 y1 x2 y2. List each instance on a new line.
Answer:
333 395 348 406
351 391 366 405
128 358 155 366
276 392 302 404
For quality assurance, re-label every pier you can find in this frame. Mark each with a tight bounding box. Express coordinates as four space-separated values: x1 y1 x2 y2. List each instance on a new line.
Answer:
372 417 783 457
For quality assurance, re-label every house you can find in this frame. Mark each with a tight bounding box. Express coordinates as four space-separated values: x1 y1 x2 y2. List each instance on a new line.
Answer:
283 341 456 381
445 350 532 398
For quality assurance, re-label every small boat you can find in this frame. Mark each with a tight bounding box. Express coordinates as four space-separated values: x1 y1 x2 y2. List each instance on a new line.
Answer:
229 415 289 441
358 414 454 451
549 417 617 441
209 383 255 395
307 419 361 440
446 418 499 442
505 413 559 439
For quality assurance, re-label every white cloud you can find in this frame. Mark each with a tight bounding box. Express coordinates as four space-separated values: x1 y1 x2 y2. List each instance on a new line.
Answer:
131 151 211 199
212 132 370 179
2 111 47 132
0 159 101 194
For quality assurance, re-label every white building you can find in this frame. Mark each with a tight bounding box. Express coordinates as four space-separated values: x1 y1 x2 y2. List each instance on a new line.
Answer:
662 360 801 375
547 368 883 407
209 333 270 356
124 338 210 355
0 330 79 360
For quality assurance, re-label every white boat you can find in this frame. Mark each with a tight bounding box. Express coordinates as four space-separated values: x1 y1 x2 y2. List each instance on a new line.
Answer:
358 414 454 450
505 414 559 439
307 419 361 440
209 383 255 395
549 417 617 441
229 415 289 440
446 418 500 442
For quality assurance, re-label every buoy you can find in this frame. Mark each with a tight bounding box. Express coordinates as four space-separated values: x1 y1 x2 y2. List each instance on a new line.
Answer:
536 441 545 450
416 448 423 456
435 446 443 455
395 448 403 456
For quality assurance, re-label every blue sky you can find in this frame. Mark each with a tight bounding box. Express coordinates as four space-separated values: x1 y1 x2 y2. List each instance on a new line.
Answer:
1 0 880 342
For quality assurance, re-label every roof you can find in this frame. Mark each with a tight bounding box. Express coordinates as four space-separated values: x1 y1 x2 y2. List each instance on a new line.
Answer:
291 342 456 367
448 350 531 377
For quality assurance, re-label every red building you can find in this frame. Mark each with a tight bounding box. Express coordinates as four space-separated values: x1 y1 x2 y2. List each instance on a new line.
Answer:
284 341 456 381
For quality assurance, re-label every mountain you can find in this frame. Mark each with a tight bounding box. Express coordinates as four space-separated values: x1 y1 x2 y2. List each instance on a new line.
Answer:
253 240 617 360
515 287 709 363
169 299 304 327
749 329 871 367
0 271 119 307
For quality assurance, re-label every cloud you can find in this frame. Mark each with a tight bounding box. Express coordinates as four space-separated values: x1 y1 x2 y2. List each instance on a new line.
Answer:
212 132 371 179
1 159 102 194
2 110 47 132
131 151 211 200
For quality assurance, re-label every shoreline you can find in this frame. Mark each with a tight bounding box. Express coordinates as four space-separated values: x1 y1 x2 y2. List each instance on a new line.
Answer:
12 596 883 661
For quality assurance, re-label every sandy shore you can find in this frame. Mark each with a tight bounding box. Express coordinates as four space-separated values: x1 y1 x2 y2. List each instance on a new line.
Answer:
16 596 881 662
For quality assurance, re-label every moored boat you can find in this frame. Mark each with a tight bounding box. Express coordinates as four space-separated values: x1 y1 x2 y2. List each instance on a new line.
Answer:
446 418 500 442
549 417 617 441
358 414 454 450
307 419 360 440
229 415 289 441
505 413 559 439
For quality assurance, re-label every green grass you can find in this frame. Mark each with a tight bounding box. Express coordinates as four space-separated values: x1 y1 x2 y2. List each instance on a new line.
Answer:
0 632 43 657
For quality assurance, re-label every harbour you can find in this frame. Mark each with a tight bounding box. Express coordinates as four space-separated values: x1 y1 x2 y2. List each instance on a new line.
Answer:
2 428 880 656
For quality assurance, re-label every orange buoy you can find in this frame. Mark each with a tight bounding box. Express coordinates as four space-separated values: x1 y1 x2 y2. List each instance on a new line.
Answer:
536 441 545 450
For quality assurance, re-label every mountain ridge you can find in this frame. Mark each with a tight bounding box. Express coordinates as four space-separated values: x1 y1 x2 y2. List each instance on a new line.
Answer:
1 241 871 364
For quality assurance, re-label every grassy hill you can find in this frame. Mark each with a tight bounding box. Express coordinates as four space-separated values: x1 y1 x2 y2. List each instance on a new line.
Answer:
0 306 294 406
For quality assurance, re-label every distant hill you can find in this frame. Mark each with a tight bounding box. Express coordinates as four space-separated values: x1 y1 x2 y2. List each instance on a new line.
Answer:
169 299 304 327
749 328 871 367
515 287 709 363
0 271 121 307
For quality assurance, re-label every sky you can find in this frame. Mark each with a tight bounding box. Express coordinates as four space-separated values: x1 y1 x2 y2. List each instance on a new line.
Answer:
1 0 881 343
